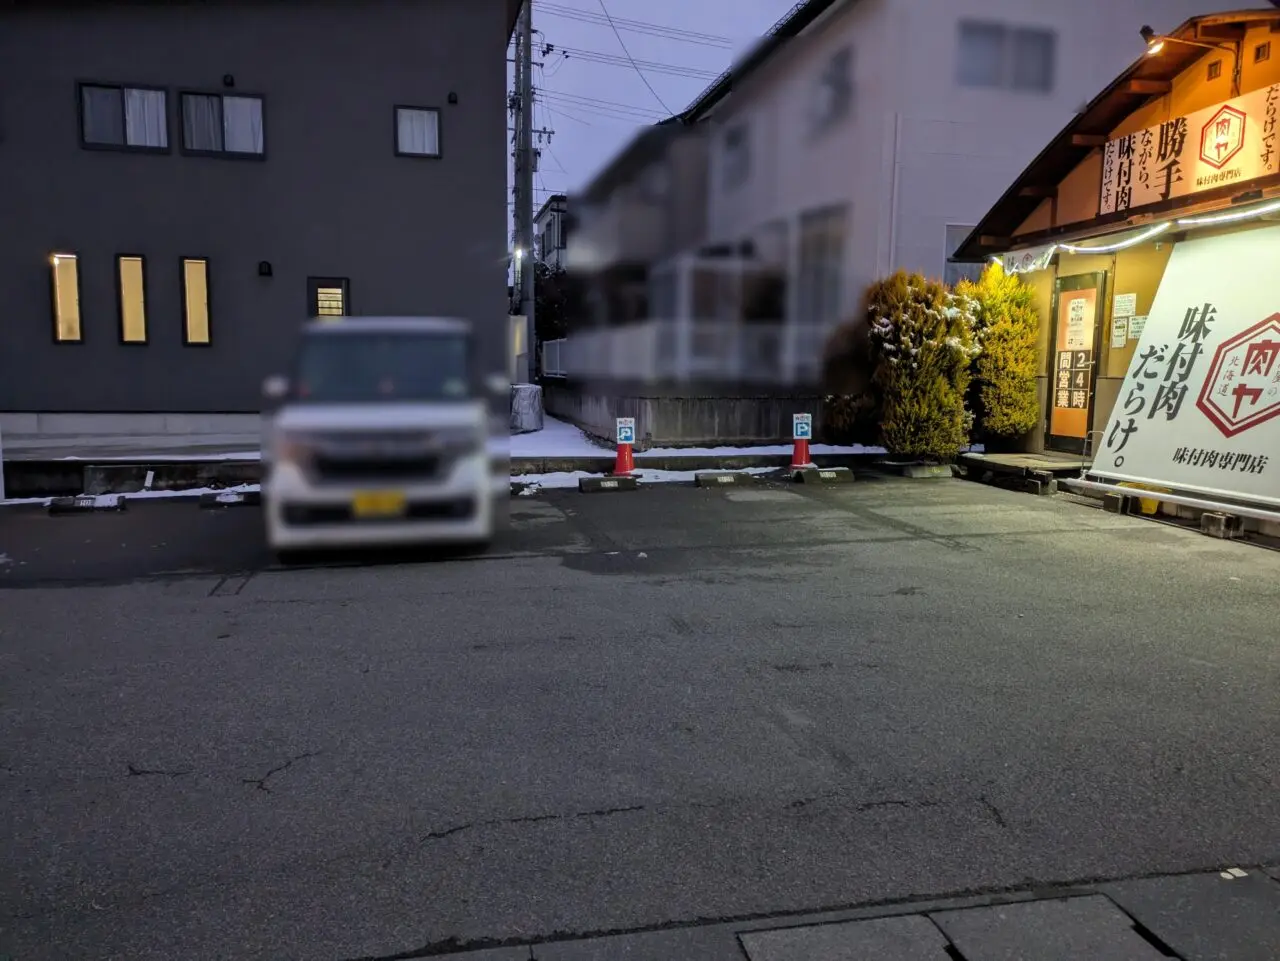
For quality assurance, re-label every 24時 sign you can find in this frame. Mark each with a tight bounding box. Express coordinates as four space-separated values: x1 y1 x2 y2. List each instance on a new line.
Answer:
1093 227 1280 509
1099 83 1279 216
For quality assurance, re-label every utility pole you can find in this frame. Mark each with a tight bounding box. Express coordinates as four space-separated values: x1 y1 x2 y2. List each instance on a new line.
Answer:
514 0 536 384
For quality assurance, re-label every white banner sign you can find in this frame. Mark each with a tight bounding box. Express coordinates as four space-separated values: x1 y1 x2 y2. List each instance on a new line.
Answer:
1000 244 1056 275
1099 83 1280 216
1094 226 1280 508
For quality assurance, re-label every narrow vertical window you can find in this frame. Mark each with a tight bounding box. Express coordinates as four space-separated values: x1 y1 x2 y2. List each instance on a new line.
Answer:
117 255 147 343
182 258 211 344
51 253 82 342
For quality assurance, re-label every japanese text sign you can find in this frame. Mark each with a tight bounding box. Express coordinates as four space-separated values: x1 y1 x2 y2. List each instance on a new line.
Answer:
1094 227 1280 509
1099 84 1280 216
793 413 813 440
616 417 635 445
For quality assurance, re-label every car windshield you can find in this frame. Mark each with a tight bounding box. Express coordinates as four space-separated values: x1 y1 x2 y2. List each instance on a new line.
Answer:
292 330 471 403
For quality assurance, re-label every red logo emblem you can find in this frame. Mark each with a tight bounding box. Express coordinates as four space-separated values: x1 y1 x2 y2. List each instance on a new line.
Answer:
1199 105 1247 170
1196 313 1280 437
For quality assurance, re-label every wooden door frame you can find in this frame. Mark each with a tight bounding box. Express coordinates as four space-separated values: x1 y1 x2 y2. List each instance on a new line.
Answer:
1045 271 1108 455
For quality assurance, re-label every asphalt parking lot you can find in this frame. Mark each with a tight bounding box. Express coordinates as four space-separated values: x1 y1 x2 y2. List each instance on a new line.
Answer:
2 474 1279 961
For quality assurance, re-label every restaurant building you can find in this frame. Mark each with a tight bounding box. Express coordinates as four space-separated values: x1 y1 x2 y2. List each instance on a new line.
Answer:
954 8 1280 521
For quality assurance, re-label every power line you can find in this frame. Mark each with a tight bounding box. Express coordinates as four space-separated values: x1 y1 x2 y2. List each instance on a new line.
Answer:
538 2 734 48
538 90 664 121
541 87 666 114
557 45 719 80
594 0 674 112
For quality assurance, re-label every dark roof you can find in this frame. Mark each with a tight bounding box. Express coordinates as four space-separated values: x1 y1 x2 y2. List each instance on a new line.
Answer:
576 124 684 204
953 8 1280 262
677 0 846 122
534 193 567 222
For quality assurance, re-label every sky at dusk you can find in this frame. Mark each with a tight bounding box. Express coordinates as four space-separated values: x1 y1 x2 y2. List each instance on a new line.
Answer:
513 0 800 206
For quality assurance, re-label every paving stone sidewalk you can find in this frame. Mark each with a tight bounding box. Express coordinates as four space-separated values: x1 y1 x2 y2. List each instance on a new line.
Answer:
433 867 1280 960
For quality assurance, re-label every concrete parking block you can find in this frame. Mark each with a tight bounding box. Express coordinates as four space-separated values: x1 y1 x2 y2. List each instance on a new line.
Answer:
695 471 752 488
793 466 855 484
740 915 951 961
198 489 262 508
578 474 639 493
876 461 954 479
1102 870 1280 961
931 895 1167 960
47 493 126 514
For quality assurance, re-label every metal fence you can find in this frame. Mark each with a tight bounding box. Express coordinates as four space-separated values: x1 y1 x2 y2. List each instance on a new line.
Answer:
541 338 566 378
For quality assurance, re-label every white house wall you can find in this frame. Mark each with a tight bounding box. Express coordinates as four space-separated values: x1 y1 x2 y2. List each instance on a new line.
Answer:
703 0 1247 330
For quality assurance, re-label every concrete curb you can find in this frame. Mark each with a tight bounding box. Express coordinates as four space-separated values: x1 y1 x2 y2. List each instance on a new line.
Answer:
512 452 879 476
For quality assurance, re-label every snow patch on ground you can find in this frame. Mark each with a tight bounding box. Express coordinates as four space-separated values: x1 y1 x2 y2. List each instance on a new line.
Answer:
0 483 261 509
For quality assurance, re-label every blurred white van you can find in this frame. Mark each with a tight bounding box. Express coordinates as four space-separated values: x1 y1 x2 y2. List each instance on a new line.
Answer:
260 316 507 558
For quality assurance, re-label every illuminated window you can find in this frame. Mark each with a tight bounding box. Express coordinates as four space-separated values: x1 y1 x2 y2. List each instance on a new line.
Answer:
308 277 349 318
51 254 82 342
182 258 211 344
117 255 147 343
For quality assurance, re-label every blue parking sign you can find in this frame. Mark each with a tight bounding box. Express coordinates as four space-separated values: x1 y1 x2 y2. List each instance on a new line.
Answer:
616 417 636 445
792 413 812 440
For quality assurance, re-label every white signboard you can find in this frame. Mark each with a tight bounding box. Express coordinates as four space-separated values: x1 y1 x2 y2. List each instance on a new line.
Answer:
1066 298 1089 349
1113 293 1137 317
792 413 813 440
1000 244 1057 275
1099 83 1280 216
615 417 635 445
1111 315 1129 349
1093 226 1280 508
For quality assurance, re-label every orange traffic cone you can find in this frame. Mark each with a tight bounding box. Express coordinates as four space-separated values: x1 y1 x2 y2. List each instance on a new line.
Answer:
790 437 813 471
611 439 635 475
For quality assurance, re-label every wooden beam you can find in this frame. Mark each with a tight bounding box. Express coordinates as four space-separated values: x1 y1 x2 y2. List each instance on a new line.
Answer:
1019 185 1058 199
1120 79 1172 95
1071 134 1107 148
978 235 1010 248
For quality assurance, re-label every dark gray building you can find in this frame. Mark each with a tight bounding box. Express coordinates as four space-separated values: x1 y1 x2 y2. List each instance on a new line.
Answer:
0 0 517 438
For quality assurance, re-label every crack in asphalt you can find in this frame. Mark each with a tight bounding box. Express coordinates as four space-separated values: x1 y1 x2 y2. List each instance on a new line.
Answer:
421 804 646 842
980 794 1009 828
241 752 320 793
126 763 191 778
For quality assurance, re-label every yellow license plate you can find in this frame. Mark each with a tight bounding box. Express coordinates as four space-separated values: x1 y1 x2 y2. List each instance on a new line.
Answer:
352 490 407 518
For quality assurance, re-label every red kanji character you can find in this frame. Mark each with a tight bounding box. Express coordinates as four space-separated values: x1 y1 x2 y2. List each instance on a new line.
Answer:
1243 339 1280 377
1231 382 1263 417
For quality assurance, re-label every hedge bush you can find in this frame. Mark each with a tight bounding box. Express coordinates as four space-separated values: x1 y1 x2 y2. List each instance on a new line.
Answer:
866 270 978 461
956 263 1041 442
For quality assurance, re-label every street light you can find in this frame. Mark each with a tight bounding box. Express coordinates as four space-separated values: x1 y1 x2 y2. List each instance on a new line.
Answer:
1139 24 1240 91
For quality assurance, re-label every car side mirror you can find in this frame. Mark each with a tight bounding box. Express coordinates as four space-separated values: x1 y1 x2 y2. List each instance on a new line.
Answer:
262 375 290 401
